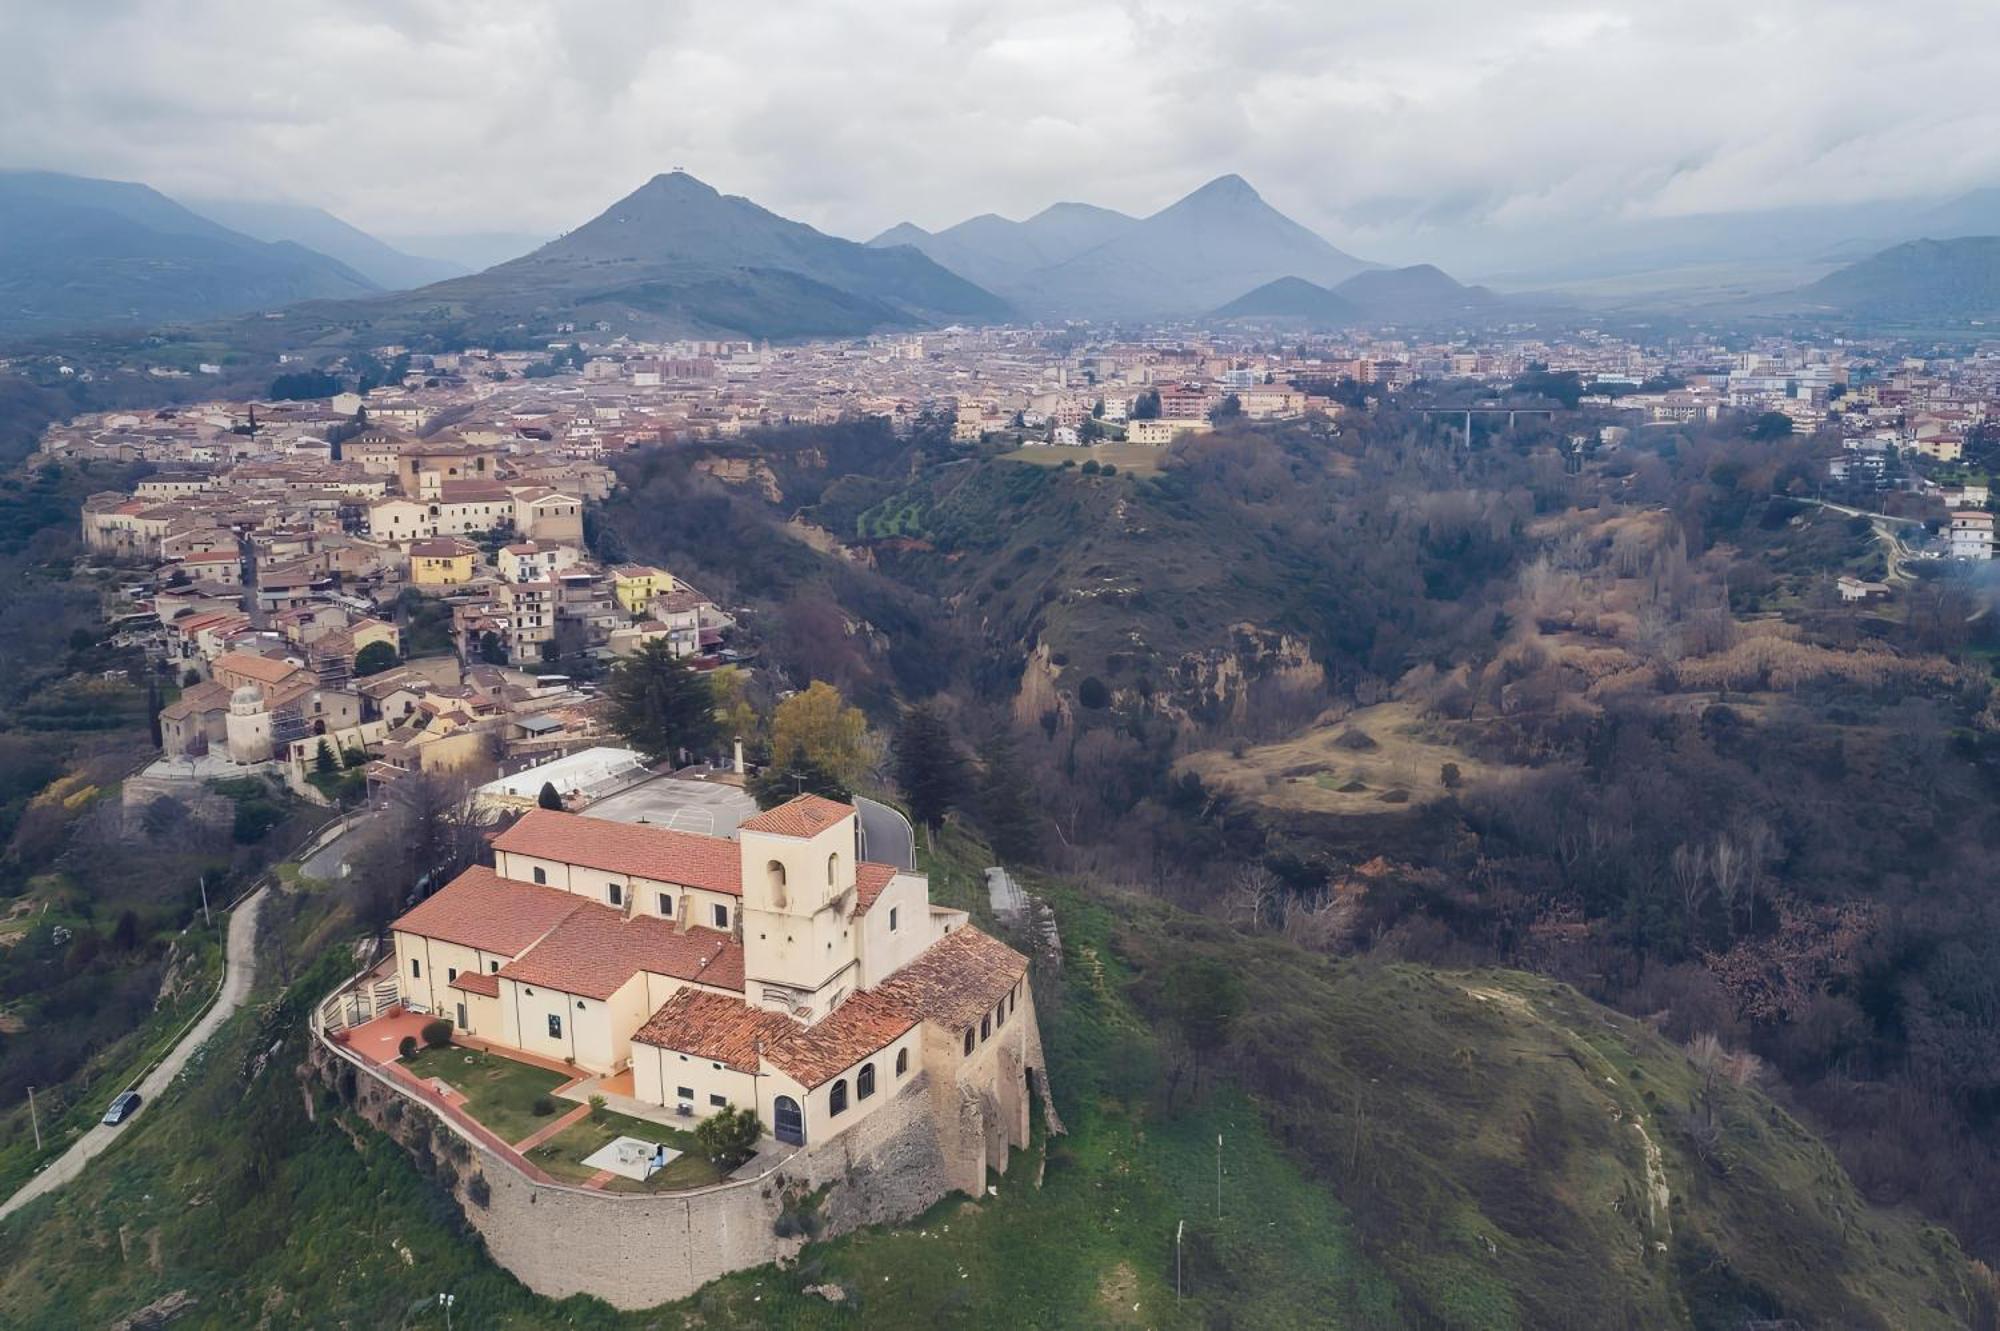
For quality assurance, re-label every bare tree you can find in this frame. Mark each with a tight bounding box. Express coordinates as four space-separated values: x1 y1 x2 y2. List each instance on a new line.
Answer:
1671 842 1710 949
1225 863 1281 929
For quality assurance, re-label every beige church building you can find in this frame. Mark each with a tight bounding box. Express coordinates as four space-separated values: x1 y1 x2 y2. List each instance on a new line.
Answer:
391 796 1038 1159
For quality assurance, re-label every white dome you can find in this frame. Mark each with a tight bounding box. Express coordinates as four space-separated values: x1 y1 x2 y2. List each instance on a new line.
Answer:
230 684 263 709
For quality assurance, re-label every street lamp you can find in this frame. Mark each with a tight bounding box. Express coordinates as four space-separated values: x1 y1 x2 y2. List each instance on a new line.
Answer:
436 1292 455 1329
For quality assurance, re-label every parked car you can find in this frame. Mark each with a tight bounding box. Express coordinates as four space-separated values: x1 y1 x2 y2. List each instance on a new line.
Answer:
101 1091 142 1126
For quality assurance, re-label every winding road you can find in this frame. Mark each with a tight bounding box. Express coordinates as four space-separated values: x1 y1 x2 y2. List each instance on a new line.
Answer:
0 887 267 1224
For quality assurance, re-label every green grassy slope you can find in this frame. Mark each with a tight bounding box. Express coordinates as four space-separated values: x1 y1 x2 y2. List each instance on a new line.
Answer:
1111 896 1983 1330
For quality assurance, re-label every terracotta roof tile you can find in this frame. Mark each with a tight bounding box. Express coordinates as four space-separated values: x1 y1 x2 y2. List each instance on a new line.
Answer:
874 926 1027 1033
739 793 854 839
391 866 583 956
449 970 501 998
497 904 742 1000
852 862 897 916
632 988 798 1072
492 808 742 896
765 990 917 1088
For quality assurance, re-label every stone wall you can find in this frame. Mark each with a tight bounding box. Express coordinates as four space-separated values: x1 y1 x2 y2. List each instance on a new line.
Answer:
307 993 1055 1311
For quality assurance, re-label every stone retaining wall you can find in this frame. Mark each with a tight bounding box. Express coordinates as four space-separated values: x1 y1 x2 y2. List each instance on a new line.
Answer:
307 982 1050 1310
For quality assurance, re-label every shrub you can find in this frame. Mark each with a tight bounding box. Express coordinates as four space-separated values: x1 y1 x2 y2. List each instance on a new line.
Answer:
1101 464 1118 476
696 1104 764 1169
467 1173 492 1208
530 1095 556 1117
1080 460 1101 475
588 1093 607 1121
398 1035 419 1059
1077 676 1111 709
421 1018 454 1048
1440 762 1463 790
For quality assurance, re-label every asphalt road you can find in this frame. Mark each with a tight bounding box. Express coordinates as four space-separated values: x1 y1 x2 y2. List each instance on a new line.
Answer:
0 887 267 1224
855 796 915 871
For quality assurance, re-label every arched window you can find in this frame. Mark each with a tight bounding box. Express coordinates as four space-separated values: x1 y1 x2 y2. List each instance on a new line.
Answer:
829 1079 849 1116
827 852 839 886
963 1029 974 1056
857 1063 876 1100
766 859 787 905
895 1048 909 1077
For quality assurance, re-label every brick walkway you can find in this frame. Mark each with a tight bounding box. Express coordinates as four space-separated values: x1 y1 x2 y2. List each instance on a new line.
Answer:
512 1101 591 1154
583 1169 616 1190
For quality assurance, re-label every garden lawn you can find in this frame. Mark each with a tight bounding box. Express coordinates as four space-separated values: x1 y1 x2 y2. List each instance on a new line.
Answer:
400 1046 569 1145
528 1107 724 1191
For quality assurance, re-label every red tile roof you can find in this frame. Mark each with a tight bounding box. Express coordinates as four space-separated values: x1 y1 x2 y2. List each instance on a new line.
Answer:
391 867 582 956
853 862 897 916
492 808 742 896
449 971 501 998
873 926 1027 1033
632 988 798 1072
739 793 854 839
497 903 742 1000
765 990 917 1088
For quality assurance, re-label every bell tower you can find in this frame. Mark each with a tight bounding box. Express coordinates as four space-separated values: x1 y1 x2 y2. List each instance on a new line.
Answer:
737 795 862 1022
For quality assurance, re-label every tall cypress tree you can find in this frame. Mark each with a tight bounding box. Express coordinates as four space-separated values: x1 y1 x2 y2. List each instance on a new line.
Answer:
892 702 965 834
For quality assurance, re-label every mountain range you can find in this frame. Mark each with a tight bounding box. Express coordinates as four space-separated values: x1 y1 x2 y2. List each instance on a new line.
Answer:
0 170 378 337
6 163 1998 344
871 174 1377 320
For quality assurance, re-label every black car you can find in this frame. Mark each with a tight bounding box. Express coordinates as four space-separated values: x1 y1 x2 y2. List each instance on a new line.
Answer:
101 1091 141 1126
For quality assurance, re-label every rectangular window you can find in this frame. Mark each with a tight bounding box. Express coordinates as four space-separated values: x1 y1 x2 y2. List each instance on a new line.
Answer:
677 1086 694 1100
532 866 548 885
889 906 898 932
659 892 674 917
547 1013 562 1039
709 1093 728 1108
447 966 457 982
490 960 499 973
411 958 421 978
607 882 622 907
712 903 728 929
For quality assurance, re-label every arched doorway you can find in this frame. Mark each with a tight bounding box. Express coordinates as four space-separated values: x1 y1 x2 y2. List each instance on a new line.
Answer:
773 1095 805 1146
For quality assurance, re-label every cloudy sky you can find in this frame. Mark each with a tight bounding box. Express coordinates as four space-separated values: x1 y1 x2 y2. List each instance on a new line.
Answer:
4 0 1996 260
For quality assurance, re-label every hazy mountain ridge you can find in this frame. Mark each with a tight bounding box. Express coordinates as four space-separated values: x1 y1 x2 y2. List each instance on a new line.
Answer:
178 196 469 289
0 170 378 337
1213 264 1496 326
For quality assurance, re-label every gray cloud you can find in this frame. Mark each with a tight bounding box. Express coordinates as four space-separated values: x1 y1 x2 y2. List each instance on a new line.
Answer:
1 0 1994 256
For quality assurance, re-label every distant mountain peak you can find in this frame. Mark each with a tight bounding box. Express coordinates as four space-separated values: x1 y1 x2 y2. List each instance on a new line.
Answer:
1187 173 1260 202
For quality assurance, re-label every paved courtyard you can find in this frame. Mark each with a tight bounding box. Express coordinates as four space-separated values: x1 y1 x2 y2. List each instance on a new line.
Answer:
585 774 758 838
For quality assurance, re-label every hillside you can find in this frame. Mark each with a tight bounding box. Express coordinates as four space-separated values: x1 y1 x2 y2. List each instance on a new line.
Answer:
0 820 1977 1329
1212 275 1360 325
1334 262 1499 321
178 195 468 289
1792 235 2000 322
209 171 1012 348
0 171 377 338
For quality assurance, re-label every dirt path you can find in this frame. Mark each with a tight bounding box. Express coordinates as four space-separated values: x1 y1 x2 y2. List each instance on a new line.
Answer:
1460 980 1671 1235
0 888 266 1224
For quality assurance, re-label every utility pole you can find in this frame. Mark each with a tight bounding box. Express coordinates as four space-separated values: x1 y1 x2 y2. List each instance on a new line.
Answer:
1216 1133 1223 1220
199 873 211 929
1176 1219 1184 1304
27 1085 41 1152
